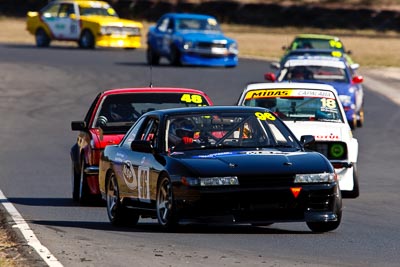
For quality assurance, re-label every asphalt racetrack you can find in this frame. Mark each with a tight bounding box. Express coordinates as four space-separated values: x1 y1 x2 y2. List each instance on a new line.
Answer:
0 44 399 267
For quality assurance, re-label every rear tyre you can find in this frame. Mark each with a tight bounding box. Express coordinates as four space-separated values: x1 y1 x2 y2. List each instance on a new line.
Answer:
357 107 364 128
35 28 50 47
147 45 160 65
156 175 178 230
106 171 139 226
348 115 357 130
79 30 95 49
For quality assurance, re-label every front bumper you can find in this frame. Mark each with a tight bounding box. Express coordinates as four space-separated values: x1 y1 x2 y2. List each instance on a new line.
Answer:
96 35 141 48
173 182 341 224
181 51 238 67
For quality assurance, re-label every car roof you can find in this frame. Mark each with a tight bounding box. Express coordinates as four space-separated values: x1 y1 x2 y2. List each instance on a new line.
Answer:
295 34 341 41
164 13 216 20
145 106 268 117
53 0 110 6
244 82 337 92
283 56 347 68
102 87 209 96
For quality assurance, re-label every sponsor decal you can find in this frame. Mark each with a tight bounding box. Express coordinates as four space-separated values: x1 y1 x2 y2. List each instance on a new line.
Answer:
245 89 334 100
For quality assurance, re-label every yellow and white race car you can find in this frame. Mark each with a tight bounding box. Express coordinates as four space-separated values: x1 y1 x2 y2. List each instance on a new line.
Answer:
237 82 360 198
26 0 142 49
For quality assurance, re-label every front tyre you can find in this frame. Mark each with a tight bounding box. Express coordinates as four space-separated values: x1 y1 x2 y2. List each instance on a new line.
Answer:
106 171 139 226
307 209 342 233
78 161 90 205
35 28 50 47
156 175 178 230
170 46 182 66
79 30 95 49
72 161 80 201
147 45 160 65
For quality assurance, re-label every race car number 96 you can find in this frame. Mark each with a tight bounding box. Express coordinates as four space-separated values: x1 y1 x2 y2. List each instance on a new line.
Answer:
255 112 276 121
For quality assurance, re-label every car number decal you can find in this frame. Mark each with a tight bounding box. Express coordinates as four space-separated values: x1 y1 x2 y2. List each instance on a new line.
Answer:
329 40 343 49
137 166 150 202
245 89 335 100
122 161 150 202
255 112 276 121
180 93 203 104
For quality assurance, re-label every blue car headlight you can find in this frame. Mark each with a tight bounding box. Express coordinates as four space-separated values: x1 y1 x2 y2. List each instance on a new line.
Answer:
183 41 194 50
228 42 238 54
294 172 336 183
182 176 239 186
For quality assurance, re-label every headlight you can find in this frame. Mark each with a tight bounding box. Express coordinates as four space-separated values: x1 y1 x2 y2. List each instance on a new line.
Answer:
182 176 239 186
228 42 238 54
294 172 336 183
100 26 113 35
183 41 193 50
338 95 352 105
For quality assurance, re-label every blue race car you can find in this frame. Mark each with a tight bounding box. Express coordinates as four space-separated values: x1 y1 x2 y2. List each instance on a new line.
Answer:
146 13 238 67
264 55 364 129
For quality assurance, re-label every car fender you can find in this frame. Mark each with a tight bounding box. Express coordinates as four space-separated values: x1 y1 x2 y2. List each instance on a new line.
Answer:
347 137 358 163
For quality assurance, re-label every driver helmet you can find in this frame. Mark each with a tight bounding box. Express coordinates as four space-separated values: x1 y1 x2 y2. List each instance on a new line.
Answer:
170 118 196 138
109 103 134 121
257 98 277 109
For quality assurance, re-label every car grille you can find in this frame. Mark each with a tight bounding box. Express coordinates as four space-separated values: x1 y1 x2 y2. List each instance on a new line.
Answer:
106 26 141 36
196 42 227 49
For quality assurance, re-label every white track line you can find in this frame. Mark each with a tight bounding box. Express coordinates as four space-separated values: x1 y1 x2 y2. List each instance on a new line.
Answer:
0 190 63 267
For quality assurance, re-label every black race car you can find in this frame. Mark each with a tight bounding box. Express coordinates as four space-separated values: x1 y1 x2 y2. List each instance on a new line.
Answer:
98 106 342 232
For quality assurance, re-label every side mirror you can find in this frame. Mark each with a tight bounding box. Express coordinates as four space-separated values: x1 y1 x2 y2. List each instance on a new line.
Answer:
347 50 352 55
131 140 154 153
71 121 86 131
300 135 315 148
352 75 363 84
350 63 360 70
270 62 280 69
264 72 276 82
69 14 77 20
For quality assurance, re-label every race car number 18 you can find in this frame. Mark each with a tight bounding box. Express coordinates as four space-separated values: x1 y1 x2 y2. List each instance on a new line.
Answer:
255 112 276 121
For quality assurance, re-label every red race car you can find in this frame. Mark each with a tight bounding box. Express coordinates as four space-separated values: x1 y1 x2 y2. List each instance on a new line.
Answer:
70 87 213 205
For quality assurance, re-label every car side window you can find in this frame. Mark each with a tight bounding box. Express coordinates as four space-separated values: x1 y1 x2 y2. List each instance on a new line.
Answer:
141 119 159 148
42 3 60 18
59 3 75 18
121 117 146 149
157 18 169 32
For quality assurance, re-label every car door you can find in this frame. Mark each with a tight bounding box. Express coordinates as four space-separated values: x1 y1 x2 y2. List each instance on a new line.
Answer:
42 3 80 40
153 16 174 56
118 117 160 204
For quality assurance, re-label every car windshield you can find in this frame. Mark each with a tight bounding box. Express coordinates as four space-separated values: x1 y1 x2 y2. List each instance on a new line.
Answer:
79 7 118 17
291 38 344 52
278 65 349 83
176 18 221 32
242 89 344 122
94 93 210 133
166 111 300 152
